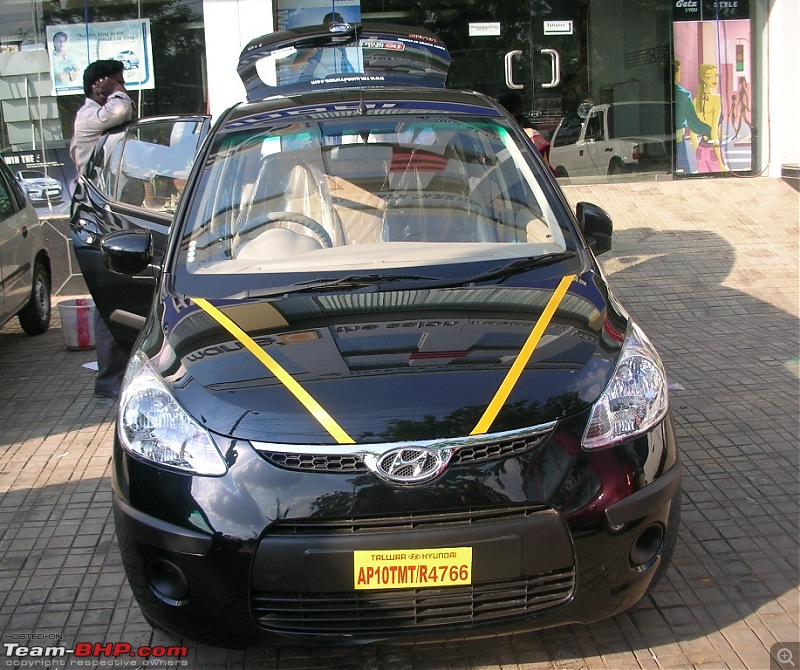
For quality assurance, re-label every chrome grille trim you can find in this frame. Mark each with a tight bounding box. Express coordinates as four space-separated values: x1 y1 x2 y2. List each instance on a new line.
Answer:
253 422 556 475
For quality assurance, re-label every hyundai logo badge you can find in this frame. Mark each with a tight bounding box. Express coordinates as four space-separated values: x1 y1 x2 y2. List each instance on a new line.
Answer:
374 446 453 485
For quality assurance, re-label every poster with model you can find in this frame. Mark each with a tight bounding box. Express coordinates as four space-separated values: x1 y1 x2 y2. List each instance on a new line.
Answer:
277 0 361 31
673 0 752 175
275 0 363 84
46 19 155 97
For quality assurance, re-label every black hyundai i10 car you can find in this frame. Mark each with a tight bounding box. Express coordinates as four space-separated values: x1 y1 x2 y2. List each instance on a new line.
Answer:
95 23 681 648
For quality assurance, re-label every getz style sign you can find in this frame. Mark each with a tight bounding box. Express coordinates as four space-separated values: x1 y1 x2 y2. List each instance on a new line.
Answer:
674 0 749 20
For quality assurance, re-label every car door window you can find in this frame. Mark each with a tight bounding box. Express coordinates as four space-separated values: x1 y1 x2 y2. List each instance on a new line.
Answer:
551 115 582 148
585 112 604 141
116 120 205 214
92 132 126 198
0 169 16 221
0 163 20 318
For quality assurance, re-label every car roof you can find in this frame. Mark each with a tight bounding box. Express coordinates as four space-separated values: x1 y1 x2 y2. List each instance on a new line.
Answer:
219 87 504 133
237 23 452 102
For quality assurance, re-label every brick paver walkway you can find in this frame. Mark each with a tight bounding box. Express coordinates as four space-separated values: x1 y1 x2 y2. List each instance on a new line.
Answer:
1 177 798 669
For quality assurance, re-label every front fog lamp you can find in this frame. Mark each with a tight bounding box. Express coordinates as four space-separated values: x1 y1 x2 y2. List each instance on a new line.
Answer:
582 321 668 450
118 352 227 475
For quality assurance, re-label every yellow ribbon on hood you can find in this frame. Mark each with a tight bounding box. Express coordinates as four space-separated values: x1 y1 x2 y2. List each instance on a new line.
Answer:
192 297 355 445
470 274 576 435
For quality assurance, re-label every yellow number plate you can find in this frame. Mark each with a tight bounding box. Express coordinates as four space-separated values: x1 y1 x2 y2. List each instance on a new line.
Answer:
354 547 472 590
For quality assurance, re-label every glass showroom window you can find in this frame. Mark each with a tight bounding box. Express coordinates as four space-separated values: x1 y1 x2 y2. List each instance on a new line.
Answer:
0 0 206 214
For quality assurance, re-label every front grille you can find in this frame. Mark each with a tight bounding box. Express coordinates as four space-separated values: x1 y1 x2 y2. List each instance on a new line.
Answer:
251 568 575 634
255 424 554 474
263 452 368 473
450 429 550 464
268 505 551 535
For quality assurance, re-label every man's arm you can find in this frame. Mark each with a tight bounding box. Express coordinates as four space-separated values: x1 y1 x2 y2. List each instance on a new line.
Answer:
88 77 135 131
91 91 134 129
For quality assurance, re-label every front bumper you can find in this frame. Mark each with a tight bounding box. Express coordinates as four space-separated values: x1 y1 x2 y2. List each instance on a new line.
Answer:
112 419 681 647
26 187 62 201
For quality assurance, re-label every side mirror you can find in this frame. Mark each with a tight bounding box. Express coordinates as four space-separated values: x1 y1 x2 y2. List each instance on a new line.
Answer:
576 201 613 255
101 230 153 275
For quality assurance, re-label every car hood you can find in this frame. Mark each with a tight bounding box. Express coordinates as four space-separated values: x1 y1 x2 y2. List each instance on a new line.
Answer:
145 271 625 444
25 177 59 186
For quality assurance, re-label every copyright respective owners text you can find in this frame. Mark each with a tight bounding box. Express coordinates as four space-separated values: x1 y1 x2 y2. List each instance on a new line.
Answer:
2 634 188 668
772 642 800 670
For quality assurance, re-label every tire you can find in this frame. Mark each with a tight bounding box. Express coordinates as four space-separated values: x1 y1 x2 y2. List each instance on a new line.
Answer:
555 166 569 178
608 159 627 176
18 261 51 335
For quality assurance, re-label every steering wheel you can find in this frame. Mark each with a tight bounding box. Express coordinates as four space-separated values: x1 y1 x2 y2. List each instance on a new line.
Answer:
236 211 333 249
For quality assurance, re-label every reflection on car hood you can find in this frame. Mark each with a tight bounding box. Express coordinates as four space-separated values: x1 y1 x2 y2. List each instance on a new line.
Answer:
147 272 624 444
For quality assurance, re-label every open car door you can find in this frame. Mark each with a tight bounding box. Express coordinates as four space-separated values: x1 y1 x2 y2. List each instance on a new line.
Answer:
70 115 210 351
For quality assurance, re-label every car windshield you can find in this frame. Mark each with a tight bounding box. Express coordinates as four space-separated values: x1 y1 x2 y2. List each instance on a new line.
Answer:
174 111 570 295
19 171 45 179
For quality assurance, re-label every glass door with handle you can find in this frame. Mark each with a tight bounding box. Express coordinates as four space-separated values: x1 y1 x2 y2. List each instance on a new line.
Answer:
360 0 672 182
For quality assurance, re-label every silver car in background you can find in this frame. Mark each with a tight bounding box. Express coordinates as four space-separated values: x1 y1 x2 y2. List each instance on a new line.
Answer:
1 157 52 335
15 169 64 203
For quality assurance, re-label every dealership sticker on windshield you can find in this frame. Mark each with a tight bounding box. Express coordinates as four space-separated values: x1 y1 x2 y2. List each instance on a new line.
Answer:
354 547 472 590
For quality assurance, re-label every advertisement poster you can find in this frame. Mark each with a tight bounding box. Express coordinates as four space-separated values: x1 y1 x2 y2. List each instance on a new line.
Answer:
46 19 155 97
0 148 77 214
673 1 752 174
277 0 361 31
275 1 362 85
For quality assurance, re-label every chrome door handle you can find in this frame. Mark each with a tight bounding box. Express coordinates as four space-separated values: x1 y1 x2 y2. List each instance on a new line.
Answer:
541 48 560 88
504 50 524 90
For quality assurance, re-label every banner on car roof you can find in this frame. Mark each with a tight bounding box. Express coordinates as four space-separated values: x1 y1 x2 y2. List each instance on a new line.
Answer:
238 24 451 102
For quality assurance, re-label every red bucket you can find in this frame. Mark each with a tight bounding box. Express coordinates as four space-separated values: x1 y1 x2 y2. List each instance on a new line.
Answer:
58 298 96 350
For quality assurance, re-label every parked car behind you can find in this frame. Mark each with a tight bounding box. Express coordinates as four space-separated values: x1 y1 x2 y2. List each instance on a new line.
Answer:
0 157 52 334
549 101 673 178
73 23 681 649
15 169 63 203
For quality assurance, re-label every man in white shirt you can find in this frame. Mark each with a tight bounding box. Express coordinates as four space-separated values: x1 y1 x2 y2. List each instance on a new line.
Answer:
70 60 135 399
70 60 135 172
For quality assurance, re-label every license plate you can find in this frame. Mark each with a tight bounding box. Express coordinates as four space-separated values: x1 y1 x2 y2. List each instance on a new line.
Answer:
354 547 472 590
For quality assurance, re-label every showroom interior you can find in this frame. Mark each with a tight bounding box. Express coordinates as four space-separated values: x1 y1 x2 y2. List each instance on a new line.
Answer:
0 0 797 206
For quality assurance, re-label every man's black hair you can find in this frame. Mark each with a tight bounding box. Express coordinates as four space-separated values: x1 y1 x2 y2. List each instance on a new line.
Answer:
323 11 345 26
83 59 125 97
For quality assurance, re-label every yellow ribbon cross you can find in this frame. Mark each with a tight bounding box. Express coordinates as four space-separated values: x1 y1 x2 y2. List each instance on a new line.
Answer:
192 297 355 445
471 274 576 435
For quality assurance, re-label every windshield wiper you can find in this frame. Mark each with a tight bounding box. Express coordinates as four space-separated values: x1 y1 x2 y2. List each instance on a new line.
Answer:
226 253 576 300
236 273 441 300
463 251 578 284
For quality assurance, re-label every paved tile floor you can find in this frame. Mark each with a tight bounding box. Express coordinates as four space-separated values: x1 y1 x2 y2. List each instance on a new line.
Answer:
0 177 798 669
